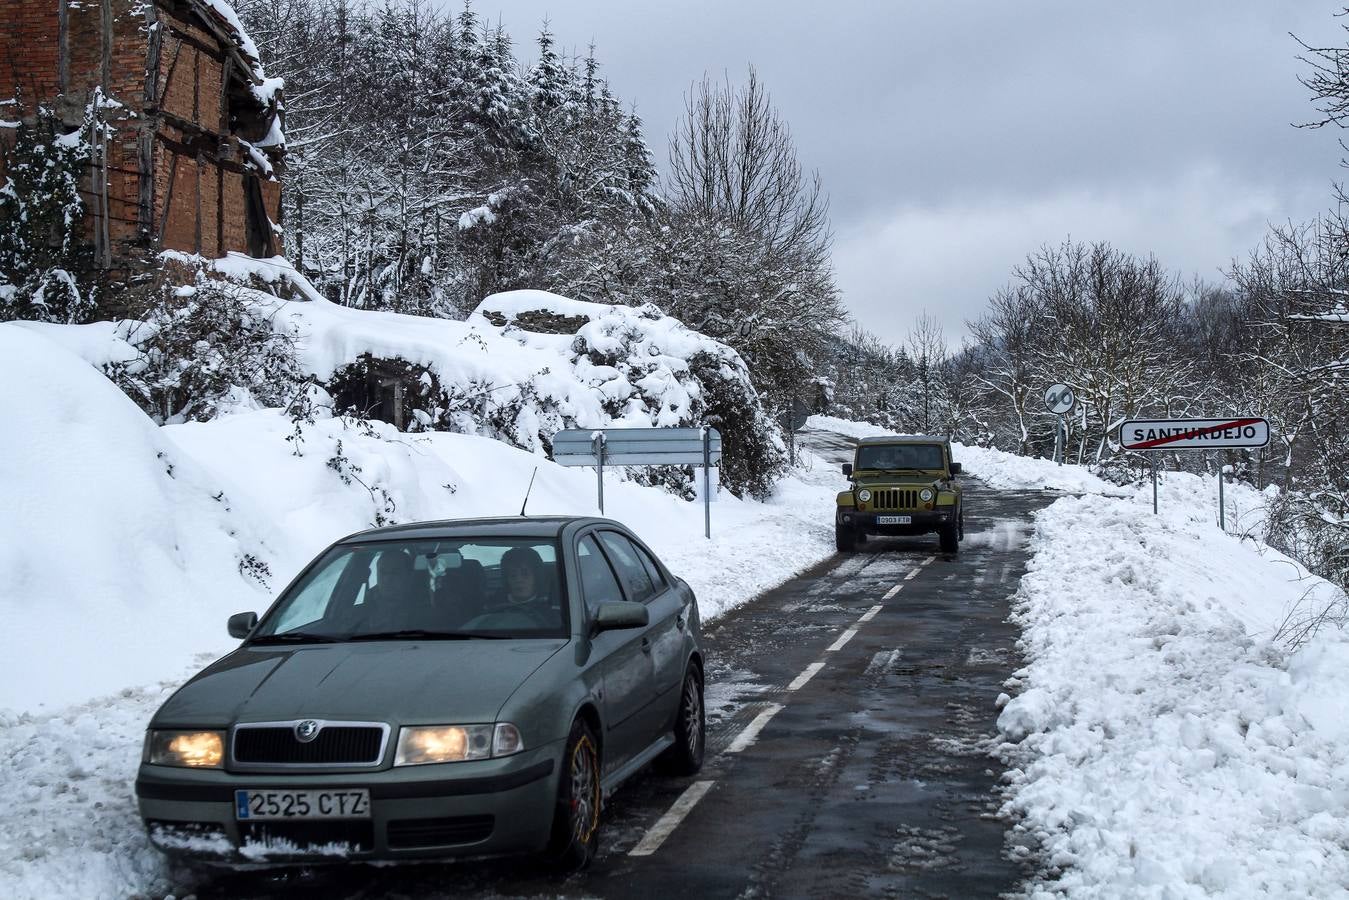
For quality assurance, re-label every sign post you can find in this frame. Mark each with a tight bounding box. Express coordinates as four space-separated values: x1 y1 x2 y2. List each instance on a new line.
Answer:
553 427 724 539
1043 383 1076 465
1120 417 1270 530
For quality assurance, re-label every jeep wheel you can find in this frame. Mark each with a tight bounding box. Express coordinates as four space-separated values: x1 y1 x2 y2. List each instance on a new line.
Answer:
938 522 959 553
835 524 857 553
957 510 965 542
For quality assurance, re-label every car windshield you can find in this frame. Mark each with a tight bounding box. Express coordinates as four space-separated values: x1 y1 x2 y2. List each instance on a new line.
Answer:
855 444 945 471
251 538 567 642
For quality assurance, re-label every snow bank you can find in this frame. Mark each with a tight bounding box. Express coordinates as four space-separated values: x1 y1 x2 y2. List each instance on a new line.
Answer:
0 324 831 716
0 308 839 899
998 489 1349 897
0 325 279 711
807 414 1117 494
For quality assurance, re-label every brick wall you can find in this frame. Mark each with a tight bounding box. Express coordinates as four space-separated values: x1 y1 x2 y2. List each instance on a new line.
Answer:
2 0 282 268
0 1 60 102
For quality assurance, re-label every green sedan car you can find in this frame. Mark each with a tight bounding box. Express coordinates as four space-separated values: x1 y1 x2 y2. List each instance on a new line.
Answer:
135 516 706 871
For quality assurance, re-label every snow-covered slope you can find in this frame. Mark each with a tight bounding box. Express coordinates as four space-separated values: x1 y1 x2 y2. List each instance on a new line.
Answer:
0 322 833 715
998 486 1349 897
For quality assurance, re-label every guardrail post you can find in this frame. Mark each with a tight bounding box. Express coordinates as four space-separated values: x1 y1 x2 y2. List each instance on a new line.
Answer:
703 427 711 540
594 432 605 515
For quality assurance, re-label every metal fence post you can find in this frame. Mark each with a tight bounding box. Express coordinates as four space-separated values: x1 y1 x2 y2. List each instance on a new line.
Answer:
1151 453 1159 515
1218 451 1226 533
703 427 712 540
594 433 605 515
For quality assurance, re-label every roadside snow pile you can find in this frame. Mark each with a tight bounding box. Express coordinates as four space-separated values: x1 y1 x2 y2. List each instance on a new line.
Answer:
283 285 785 495
0 325 279 709
998 491 1349 898
0 321 832 716
806 414 1116 494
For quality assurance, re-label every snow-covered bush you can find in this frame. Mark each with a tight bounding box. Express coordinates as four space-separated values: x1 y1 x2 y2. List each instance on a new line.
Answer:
108 270 303 424
0 105 98 324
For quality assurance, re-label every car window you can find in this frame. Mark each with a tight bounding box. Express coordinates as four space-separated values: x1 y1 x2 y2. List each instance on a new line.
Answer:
271 553 348 633
632 541 667 593
597 531 659 603
577 535 625 615
254 538 566 639
856 444 945 470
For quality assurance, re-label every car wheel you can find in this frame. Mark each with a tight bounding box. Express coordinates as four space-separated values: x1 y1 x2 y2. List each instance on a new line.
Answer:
835 524 857 553
938 523 958 553
658 665 705 775
547 719 602 871
958 509 965 542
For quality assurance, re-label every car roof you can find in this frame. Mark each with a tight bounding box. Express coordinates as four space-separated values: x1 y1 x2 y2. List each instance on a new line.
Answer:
856 435 950 446
338 515 622 544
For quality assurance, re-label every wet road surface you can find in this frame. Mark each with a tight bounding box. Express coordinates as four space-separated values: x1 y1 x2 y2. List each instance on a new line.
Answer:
192 430 1052 899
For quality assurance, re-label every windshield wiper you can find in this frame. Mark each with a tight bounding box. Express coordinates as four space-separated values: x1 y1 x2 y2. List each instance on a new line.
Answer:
249 631 344 645
346 629 503 641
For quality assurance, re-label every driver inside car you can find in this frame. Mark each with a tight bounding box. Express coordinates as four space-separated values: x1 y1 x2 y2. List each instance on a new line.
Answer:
495 545 557 627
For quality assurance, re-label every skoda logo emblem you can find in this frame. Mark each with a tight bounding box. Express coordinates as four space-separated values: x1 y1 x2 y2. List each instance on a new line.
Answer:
294 719 321 743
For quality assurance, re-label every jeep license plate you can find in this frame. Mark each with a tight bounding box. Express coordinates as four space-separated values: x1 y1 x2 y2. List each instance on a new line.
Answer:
877 515 911 525
235 789 370 820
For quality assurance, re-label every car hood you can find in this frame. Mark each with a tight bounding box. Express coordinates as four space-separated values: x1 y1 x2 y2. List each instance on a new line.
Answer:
853 474 946 487
152 639 568 728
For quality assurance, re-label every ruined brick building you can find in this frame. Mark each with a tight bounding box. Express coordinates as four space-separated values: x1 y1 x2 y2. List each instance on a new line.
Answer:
1 0 285 272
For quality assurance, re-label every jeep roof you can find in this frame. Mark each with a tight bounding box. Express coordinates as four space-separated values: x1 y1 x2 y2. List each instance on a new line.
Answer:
856 435 950 446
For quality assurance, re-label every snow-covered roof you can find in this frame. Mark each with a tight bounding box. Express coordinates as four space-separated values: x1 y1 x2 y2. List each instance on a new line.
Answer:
189 1 284 108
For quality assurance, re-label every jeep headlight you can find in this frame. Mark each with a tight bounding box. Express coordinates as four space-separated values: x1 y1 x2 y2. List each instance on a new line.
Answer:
920 489 934 502
394 723 524 766
146 730 225 768
857 489 872 502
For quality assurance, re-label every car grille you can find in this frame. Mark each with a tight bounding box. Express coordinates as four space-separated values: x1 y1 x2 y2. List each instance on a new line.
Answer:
233 723 387 766
387 815 495 849
870 488 920 510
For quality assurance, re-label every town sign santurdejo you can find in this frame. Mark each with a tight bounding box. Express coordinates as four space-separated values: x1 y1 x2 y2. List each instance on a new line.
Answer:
1119 417 1270 451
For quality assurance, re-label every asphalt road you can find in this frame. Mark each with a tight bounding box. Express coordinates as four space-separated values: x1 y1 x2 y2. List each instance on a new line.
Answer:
198 429 1052 900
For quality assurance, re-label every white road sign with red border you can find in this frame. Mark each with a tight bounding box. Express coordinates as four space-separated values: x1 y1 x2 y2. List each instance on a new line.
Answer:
1120 417 1270 451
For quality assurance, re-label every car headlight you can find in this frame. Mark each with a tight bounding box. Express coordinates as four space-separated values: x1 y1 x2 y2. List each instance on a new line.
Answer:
920 489 934 502
394 723 524 766
146 730 225 768
857 489 872 502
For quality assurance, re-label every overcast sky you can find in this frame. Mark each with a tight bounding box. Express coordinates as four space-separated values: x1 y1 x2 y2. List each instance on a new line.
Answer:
452 1 1348 346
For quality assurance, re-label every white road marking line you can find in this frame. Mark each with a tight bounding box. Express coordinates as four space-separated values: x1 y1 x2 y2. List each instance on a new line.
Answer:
724 703 786 752
858 604 883 623
826 627 858 652
904 568 921 581
628 779 716 856
883 583 903 600
786 661 826 693
922 555 936 565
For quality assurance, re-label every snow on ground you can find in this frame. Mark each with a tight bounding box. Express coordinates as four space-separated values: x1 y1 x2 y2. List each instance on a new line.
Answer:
998 482 1349 898
0 324 837 898
806 414 1117 494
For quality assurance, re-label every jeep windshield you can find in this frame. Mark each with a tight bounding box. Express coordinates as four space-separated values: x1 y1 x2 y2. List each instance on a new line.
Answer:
250 538 568 642
855 444 945 471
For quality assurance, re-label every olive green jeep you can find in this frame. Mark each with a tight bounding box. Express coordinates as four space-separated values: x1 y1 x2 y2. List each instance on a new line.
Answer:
835 436 965 553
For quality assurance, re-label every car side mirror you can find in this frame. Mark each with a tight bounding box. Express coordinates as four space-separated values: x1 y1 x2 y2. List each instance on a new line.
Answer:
593 601 649 633
842 463 853 477
228 611 258 639
950 462 962 476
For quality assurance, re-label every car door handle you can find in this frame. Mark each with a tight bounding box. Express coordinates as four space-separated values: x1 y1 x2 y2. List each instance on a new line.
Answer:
676 614 686 630
641 637 652 653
